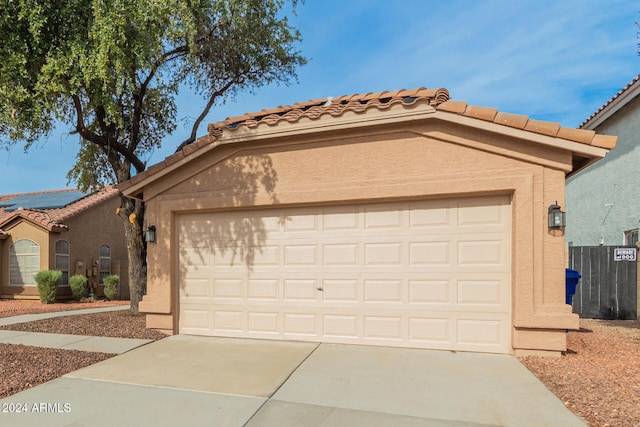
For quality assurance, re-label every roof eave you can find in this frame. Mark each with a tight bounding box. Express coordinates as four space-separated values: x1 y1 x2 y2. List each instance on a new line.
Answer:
581 76 640 129
433 111 610 164
0 213 67 233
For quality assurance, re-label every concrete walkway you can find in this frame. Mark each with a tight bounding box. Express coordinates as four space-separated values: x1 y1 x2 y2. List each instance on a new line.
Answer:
0 334 587 427
0 304 129 326
0 305 151 354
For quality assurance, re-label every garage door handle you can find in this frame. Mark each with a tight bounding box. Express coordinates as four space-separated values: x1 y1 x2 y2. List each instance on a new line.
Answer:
316 285 324 291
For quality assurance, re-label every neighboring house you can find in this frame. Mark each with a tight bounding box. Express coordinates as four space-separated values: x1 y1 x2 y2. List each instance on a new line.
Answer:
0 187 129 300
566 74 640 247
122 87 616 356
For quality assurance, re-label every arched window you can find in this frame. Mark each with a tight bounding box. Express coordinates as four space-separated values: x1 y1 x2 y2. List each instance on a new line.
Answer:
55 240 70 286
99 245 111 283
9 239 40 285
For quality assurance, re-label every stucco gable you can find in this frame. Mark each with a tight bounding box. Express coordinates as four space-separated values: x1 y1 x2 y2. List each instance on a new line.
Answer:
121 87 617 197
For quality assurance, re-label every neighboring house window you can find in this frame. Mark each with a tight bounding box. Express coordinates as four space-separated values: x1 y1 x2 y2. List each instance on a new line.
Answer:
99 245 111 283
9 239 40 285
55 240 70 286
625 229 639 247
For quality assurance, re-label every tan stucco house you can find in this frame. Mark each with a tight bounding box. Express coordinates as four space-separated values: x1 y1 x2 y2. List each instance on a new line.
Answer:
122 88 616 356
0 187 129 300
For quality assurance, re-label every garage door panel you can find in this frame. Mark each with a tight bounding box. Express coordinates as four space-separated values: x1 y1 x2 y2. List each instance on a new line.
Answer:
364 207 404 229
457 280 506 306
457 319 504 347
283 244 317 265
248 312 280 334
409 201 451 228
363 280 402 303
283 279 318 301
323 315 359 337
364 243 403 265
323 209 360 230
247 279 279 299
324 243 359 265
284 212 319 232
179 196 511 353
283 313 319 336
408 280 450 304
181 309 211 332
181 278 210 299
209 279 243 299
409 241 451 265
364 316 403 340
457 240 507 266
322 279 359 301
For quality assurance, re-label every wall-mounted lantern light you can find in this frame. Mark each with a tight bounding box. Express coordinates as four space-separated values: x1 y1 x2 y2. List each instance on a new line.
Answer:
145 225 157 243
548 202 566 230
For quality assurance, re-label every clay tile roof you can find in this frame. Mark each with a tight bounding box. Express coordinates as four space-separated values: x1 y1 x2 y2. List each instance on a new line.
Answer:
204 87 450 137
580 74 640 128
121 86 617 194
435 100 616 150
0 186 118 233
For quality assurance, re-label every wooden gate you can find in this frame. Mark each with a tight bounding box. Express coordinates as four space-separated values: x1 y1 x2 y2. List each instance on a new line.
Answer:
568 246 638 320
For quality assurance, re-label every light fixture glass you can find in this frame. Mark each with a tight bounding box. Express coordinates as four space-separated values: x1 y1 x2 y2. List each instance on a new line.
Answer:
145 225 156 243
548 203 566 229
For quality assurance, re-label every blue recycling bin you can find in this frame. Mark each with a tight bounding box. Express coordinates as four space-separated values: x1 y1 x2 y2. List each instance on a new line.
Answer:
565 268 581 305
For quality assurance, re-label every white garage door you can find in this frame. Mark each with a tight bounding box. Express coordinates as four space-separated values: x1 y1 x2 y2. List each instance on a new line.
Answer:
178 195 511 353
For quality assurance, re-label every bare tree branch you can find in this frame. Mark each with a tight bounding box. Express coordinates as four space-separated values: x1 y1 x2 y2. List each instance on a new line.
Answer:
174 78 240 152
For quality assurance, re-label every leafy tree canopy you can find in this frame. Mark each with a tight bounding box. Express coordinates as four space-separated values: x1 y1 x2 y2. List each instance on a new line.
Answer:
0 0 305 189
0 0 305 313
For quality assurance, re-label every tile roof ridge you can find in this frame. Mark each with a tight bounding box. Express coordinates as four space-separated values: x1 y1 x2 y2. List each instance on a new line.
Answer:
436 100 616 150
579 74 640 129
207 87 450 136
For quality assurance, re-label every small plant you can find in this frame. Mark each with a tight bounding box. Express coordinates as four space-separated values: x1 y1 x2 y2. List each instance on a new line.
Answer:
34 270 62 304
103 274 119 300
69 274 88 301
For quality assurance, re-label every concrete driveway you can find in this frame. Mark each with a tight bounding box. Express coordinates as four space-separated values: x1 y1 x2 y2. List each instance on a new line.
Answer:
0 335 585 426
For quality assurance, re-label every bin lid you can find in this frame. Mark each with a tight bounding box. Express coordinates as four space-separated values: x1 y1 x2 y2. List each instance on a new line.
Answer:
565 268 581 279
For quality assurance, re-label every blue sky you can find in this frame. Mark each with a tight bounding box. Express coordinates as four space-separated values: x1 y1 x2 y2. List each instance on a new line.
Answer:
1 0 638 194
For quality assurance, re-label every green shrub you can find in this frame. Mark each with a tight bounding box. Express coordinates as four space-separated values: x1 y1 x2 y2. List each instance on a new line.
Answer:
69 274 88 301
103 274 119 300
34 270 62 304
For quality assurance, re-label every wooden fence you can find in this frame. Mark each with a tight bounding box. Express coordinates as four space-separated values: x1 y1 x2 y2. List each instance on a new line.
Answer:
568 246 638 320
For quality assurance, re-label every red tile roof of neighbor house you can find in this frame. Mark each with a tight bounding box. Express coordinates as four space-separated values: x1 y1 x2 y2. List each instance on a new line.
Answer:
579 74 640 129
122 87 618 191
0 187 118 234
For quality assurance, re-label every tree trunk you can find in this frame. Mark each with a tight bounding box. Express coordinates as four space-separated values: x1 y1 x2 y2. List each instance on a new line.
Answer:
119 194 147 315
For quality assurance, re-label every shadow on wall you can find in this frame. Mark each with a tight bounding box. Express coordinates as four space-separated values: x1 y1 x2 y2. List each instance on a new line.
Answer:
176 154 282 289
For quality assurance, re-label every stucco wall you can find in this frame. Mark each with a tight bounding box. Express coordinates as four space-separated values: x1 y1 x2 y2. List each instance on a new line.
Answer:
0 195 129 300
138 117 577 355
51 196 129 299
566 95 640 246
0 221 49 298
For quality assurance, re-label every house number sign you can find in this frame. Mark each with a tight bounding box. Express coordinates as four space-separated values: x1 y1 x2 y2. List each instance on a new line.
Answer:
613 247 637 261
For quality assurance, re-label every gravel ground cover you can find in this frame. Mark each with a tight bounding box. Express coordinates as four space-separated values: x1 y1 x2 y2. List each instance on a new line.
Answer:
0 299 129 318
0 299 166 399
1 300 639 426
519 319 640 427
